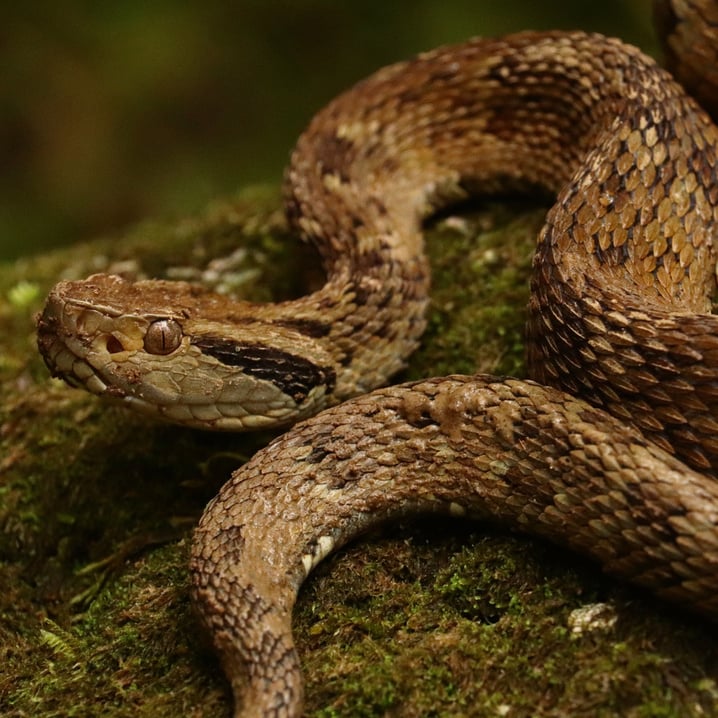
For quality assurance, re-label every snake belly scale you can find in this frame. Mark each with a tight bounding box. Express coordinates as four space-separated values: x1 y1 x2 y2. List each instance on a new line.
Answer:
35 2 718 716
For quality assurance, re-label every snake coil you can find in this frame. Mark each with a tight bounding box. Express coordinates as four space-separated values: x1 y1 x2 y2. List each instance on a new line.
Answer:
37 2 718 716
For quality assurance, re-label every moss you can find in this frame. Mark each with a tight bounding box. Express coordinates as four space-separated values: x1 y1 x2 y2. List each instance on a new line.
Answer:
1 188 717 717
297 521 718 718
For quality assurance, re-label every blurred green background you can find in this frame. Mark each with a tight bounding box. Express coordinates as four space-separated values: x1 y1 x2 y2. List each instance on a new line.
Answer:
1 0 656 260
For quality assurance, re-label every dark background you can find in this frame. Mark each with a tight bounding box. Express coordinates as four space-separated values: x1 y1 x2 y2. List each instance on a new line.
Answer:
1 0 655 260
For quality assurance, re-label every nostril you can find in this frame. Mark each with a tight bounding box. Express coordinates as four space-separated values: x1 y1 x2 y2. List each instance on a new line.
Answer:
105 335 125 354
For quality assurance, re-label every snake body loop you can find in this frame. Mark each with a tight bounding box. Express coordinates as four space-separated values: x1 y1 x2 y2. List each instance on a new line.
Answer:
36 2 718 717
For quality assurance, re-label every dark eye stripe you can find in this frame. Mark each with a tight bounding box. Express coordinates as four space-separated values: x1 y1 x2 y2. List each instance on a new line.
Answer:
191 336 336 403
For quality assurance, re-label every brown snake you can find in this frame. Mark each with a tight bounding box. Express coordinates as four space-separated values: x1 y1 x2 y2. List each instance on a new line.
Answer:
36 1 718 716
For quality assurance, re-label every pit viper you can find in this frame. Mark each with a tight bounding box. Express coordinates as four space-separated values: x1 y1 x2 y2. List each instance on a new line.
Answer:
36 1 718 716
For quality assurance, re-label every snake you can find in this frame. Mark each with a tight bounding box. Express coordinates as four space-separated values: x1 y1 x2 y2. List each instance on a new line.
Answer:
35 1 718 716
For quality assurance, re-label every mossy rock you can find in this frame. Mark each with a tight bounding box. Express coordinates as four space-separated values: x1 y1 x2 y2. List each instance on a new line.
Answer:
1 187 716 717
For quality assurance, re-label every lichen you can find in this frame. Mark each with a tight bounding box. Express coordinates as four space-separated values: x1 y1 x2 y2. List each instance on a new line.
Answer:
1 188 716 717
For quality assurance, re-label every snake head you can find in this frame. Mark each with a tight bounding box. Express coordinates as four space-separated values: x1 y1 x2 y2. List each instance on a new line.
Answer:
37 274 337 430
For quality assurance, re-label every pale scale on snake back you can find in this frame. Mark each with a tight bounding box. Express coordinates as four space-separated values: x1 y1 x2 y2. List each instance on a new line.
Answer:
36 1 718 716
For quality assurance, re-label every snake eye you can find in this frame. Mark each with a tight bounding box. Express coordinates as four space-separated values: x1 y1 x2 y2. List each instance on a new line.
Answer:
144 319 183 355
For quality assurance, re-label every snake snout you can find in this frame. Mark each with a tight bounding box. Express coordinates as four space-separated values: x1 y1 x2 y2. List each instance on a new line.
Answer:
36 290 68 370
36 286 113 394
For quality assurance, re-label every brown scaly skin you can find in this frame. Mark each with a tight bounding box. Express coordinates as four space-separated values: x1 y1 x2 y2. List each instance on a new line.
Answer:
34 2 718 717
192 376 718 717
190 24 718 718
654 0 718 120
